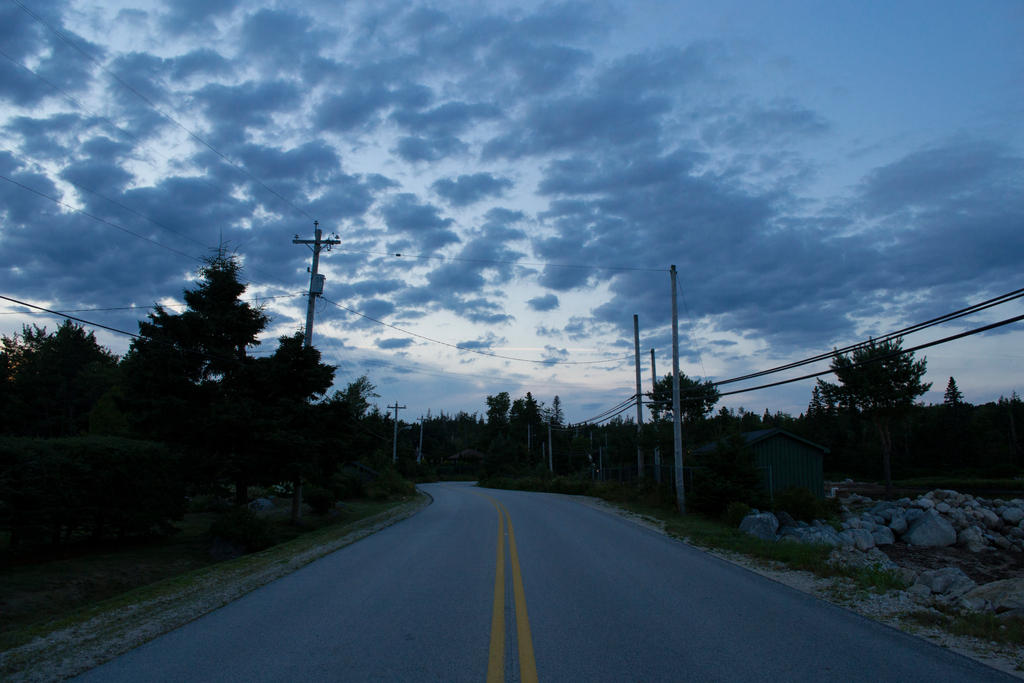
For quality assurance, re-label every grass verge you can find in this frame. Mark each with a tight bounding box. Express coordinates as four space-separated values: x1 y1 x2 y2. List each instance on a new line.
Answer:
0 494 428 680
905 608 1024 647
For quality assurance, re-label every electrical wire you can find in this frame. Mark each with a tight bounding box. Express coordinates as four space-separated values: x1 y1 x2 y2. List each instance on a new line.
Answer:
712 312 1024 399
0 172 205 263
708 286 1024 388
320 296 634 366
0 293 305 315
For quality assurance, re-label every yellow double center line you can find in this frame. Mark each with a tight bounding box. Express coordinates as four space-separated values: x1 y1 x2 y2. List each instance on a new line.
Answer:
482 495 538 683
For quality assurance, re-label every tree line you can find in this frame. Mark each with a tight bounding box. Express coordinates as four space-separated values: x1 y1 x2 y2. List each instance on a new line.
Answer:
3 253 1021 547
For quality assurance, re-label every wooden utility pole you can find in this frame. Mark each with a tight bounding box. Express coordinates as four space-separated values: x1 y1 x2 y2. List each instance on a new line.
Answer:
289 221 339 522
651 348 660 483
671 265 685 513
633 314 644 478
548 423 554 473
293 221 340 349
389 402 407 463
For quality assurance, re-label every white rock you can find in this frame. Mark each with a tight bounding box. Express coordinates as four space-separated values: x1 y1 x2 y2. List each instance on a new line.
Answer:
847 528 876 551
914 567 976 598
904 511 957 547
739 512 779 541
957 525 988 553
935 502 952 514
872 526 895 546
888 512 908 535
913 498 935 510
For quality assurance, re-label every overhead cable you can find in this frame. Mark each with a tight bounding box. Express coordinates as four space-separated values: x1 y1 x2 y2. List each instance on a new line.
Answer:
713 312 1024 399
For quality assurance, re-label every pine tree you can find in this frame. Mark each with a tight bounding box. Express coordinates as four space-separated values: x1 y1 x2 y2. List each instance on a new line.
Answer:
817 337 930 496
943 376 964 408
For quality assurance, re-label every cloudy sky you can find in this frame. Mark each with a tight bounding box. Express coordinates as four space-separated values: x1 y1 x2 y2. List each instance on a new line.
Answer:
1 0 1022 424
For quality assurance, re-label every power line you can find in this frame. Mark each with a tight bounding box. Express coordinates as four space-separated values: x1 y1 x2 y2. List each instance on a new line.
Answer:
713 312 1024 399
710 287 1024 388
320 296 634 366
0 172 204 263
11 0 316 224
0 293 305 315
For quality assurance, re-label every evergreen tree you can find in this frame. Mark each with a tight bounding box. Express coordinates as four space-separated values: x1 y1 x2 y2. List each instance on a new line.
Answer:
121 253 269 503
817 338 930 496
943 377 964 408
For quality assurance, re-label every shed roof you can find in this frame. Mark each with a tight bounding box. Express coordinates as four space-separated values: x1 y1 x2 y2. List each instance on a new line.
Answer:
695 428 829 454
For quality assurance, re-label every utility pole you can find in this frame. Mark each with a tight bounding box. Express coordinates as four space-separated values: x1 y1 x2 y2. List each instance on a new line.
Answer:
651 348 660 483
415 419 424 463
670 265 685 513
633 314 644 479
293 221 340 348
548 423 554 473
286 221 339 522
389 402 407 464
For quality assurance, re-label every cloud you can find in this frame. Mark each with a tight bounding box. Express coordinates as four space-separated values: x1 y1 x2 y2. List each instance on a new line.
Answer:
859 140 1019 216
526 294 559 312
380 193 460 250
457 332 506 350
394 135 467 162
432 173 514 206
376 337 414 349
161 0 240 34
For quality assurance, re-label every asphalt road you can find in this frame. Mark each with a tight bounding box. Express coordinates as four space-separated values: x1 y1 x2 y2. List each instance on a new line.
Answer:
77 483 1014 682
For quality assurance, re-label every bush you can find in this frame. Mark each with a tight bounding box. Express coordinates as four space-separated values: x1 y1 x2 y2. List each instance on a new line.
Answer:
330 471 365 500
209 507 271 552
366 469 415 500
689 435 766 516
774 486 819 522
0 436 183 547
304 485 335 516
724 501 752 527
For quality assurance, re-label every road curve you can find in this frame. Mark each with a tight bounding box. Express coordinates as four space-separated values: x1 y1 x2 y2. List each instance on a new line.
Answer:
76 483 1014 682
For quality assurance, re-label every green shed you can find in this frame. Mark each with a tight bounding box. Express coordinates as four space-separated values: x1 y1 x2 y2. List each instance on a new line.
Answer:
697 428 828 500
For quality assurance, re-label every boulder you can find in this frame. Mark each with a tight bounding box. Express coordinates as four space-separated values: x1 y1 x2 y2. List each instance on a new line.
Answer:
247 497 275 511
871 526 895 546
775 510 797 529
913 497 935 510
1001 507 1024 525
847 528 876 551
888 511 908 535
957 525 989 553
974 507 1001 530
935 502 952 514
903 511 956 547
986 532 1012 550
913 567 976 598
904 508 925 525
959 578 1024 613
828 547 898 571
739 512 779 541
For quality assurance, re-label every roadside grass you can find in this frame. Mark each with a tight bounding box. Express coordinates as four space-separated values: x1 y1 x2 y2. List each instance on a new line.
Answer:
905 609 1024 646
0 496 416 654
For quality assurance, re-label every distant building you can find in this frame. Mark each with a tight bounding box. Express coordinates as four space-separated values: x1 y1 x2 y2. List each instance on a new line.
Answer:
696 428 827 500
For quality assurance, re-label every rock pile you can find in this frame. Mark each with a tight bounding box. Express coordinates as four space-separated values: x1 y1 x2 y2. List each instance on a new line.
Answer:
737 488 1024 617
841 489 1024 553
739 489 1024 554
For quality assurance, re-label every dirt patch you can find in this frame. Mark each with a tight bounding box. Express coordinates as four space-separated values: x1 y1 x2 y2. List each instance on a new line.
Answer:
882 543 1024 585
